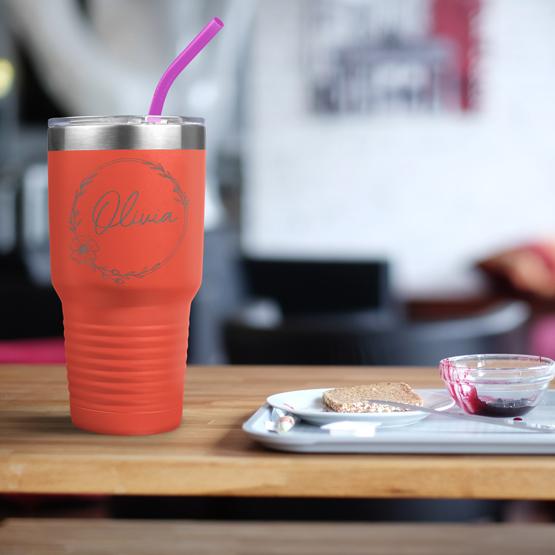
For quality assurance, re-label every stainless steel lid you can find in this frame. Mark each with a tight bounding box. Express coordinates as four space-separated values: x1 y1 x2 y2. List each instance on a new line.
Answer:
48 115 205 151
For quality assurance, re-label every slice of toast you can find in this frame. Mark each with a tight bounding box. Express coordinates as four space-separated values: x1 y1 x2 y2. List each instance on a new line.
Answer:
322 383 422 413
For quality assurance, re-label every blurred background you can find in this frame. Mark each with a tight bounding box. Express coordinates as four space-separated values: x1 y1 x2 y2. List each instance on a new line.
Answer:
2 0 555 367
2 0 555 524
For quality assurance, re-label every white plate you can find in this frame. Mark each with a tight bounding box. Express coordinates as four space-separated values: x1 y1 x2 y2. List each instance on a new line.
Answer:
267 388 454 427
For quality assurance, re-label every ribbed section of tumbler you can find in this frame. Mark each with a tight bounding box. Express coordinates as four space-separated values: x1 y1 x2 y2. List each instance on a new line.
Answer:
63 311 189 435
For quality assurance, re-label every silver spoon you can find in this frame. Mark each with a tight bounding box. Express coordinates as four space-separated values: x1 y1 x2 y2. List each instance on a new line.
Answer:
368 399 555 433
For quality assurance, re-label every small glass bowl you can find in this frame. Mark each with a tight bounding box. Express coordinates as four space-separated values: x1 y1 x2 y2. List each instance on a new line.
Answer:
439 354 555 417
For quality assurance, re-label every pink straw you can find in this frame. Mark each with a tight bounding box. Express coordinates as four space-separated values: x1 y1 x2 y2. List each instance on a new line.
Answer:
148 17 224 116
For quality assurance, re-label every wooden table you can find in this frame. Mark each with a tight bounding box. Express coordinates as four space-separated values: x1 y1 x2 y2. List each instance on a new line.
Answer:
2 519 555 555
1 364 555 499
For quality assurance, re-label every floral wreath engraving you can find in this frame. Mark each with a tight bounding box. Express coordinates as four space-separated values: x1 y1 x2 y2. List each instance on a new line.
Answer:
69 158 189 285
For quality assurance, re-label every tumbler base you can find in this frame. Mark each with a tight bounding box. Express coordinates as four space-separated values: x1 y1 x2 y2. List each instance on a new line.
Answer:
70 404 183 435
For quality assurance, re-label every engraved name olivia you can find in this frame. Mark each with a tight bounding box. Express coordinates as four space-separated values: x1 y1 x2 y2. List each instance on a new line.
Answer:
91 190 177 235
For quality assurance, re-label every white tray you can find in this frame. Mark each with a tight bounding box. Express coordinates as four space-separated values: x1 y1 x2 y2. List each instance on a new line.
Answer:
243 389 555 454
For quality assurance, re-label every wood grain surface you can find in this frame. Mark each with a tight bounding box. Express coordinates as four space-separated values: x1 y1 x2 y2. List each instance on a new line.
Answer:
1 364 555 499
1 519 555 555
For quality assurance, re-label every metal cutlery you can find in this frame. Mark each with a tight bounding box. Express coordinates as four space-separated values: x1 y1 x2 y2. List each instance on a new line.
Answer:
368 399 555 433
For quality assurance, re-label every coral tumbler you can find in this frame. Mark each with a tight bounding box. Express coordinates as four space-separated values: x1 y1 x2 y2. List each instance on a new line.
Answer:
48 116 205 435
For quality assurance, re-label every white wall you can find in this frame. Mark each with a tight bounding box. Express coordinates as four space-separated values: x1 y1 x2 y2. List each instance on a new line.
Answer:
243 0 555 296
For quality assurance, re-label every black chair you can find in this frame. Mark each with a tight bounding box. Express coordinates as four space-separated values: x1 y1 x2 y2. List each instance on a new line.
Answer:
242 258 399 317
224 300 531 365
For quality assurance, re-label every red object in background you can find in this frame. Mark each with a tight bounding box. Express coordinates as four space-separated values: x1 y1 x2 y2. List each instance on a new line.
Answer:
0 338 65 364
531 317 555 361
433 0 481 110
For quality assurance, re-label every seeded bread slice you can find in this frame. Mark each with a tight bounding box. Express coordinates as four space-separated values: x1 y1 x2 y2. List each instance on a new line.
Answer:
322 383 423 413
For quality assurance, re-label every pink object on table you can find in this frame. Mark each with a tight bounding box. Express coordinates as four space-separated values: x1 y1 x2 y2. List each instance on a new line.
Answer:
0 338 65 364
148 17 224 116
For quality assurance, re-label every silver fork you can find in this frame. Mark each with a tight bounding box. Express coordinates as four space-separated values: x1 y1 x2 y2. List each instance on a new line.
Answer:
369 399 555 433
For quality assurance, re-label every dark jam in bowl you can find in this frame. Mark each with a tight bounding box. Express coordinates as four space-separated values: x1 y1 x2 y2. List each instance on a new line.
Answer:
441 355 555 418
472 398 535 417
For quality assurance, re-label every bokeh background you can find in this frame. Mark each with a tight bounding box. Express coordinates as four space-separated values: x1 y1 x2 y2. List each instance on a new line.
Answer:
2 0 555 367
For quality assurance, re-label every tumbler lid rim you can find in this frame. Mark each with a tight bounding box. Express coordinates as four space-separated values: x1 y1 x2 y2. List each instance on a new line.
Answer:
48 115 205 151
48 115 204 127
